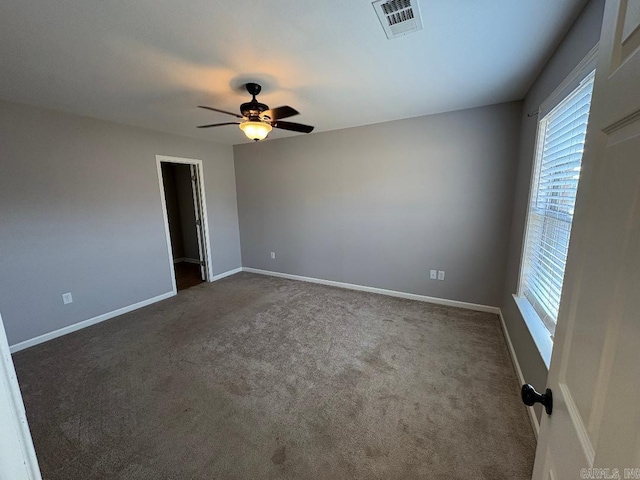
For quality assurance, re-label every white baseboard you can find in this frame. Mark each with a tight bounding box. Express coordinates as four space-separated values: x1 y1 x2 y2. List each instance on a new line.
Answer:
9 266 244 354
498 309 540 438
242 267 500 314
9 291 175 354
210 267 243 282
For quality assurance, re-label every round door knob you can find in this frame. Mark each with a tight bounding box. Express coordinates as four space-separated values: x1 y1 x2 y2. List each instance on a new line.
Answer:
521 384 553 415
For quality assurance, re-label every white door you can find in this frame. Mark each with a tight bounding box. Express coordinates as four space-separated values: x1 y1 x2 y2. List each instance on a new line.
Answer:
190 164 208 281
0 313 42 480
532 1 640 478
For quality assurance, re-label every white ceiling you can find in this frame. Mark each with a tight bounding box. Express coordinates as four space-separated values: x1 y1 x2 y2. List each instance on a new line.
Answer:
0 0 587 145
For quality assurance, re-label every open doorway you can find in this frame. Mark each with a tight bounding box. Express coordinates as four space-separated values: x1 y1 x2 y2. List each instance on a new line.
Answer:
156 155 212 293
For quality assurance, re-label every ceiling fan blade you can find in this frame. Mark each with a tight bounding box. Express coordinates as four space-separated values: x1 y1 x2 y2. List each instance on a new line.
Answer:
198 106 243 119
272 121 314 133
263 106 299 120
197 122 241 128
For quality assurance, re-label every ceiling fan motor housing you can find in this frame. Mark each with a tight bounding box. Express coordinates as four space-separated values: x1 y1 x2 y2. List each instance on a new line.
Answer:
241 83 269 120
240 101 269 121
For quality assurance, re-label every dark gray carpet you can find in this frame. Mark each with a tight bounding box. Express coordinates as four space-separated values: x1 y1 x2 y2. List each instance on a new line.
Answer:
14 272 535 479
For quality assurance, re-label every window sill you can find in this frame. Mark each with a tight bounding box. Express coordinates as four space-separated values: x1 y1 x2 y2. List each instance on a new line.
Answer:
512 294 553 370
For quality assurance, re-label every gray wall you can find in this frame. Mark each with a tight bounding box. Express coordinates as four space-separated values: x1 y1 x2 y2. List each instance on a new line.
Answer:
0 100 241 346
500 0 605 419
235 102 522 307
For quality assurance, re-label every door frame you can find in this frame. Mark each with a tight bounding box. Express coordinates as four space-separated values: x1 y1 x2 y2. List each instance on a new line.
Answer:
0 313 42 479
156 155 214 293
189 164 208 281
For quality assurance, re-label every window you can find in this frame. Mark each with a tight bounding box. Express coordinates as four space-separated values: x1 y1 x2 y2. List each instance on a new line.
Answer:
518 69 595 336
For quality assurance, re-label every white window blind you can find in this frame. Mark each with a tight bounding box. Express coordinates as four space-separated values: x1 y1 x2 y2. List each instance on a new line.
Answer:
519 70 595 334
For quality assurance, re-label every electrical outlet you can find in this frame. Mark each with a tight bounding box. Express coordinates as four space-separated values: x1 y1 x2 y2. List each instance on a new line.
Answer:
437 271 445 281
430 270 437 280
271 252 276 259
62 292 73 304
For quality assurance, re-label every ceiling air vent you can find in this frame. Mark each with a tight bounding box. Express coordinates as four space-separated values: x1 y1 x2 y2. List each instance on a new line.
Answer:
372 0 423 39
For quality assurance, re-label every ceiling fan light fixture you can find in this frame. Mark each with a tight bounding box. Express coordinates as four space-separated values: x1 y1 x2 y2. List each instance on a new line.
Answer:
239 120 272 141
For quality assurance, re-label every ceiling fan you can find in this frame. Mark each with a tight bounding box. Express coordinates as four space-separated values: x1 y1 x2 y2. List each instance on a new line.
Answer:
198 83 314 141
